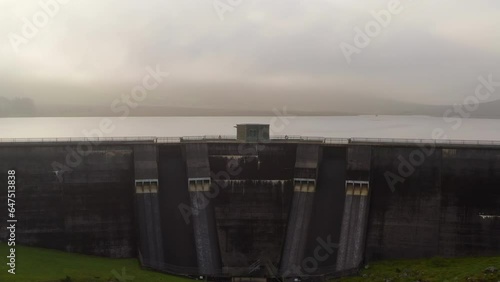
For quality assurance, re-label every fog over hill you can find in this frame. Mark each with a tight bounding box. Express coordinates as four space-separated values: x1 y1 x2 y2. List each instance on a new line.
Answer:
2 96 500 119
1 1 499 118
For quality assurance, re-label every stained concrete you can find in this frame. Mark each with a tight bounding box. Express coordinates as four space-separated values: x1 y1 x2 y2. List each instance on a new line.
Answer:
185 143 222 275
0 145 136 257
0 142 499 279
280 145 321 276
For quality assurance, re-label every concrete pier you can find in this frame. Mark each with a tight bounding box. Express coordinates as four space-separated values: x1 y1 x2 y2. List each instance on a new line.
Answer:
185 143 222 275
280 145 321 276
336 146 371 271
134 145 164 269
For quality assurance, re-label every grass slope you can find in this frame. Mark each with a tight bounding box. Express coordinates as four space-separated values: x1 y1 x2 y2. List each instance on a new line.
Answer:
334 256 500 282
1 243 499 282
0 243 193 282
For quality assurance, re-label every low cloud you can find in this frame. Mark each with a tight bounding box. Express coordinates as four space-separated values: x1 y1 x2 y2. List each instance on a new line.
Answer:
0 96 37 117
0 0 499 117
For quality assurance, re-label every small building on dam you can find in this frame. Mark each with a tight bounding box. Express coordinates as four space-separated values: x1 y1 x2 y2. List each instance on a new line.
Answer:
1 124 499 280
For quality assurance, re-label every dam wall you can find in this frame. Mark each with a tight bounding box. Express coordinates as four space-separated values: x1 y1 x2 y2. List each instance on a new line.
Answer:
208 143 296 277
0 145 136 257
280 145 321 276
157 145 199 273
366 146 500 260
0 139 499 279
134 144 164 268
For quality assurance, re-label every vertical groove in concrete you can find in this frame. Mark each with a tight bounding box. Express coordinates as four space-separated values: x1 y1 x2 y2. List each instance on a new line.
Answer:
189 194 221 275
300 193 315 260
352 187 369 267
336 186 371 271
280 191 315 274
190 191 210 273
149 191 164 268
135 192 150 265
185 143 222 275
336 187 353 271
279 196 297 273
189 190 222 274
142 192 156 266
136 188 163 269
344 187 361 269
280 190 316 275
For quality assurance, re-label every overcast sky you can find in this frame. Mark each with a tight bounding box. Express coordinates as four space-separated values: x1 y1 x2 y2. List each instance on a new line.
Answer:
1 0 499 116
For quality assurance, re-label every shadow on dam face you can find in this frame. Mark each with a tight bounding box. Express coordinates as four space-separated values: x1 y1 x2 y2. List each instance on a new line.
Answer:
157 145 198 271
303 147 347 274
0 141 499 279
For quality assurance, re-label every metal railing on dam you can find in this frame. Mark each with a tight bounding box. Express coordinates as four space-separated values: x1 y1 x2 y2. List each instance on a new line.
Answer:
1 136 500 147
349 137 500 146
0 136 158 144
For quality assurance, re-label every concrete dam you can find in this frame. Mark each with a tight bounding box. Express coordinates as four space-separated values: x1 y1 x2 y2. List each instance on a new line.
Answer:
1 124 499 280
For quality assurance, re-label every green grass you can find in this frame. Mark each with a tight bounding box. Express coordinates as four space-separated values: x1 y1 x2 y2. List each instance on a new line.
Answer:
333 256 500 282
1 243 499 282
0 243 194 282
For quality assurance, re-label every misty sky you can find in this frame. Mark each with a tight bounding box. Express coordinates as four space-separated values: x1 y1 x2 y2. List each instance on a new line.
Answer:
1 0 499 116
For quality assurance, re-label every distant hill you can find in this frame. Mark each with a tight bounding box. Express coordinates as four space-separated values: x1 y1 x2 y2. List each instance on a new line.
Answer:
2 96 500 118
